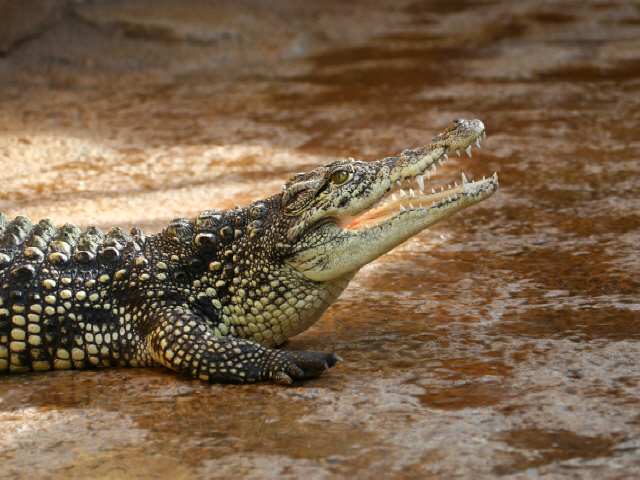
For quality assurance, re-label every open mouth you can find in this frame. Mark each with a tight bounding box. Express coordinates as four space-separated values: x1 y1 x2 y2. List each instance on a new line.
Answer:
336 130 498 231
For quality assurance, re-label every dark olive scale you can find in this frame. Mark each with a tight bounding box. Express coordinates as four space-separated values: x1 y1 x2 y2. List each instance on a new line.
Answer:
74 250 94 264
171 271 188 284
106 227 131 243
1 217 35 282
219 226 234 242
187 257 204 271
0 217 33 277
193 210 223 253
247 219 264 240
194 233 217 250
222 262 235 278
249 202 268 220
81 226 105 244
10 265 35 281
195 210 224 230
100 247 121 263
99 227 131 265
30 218 57 243
55 223 82 245
165 218 194 239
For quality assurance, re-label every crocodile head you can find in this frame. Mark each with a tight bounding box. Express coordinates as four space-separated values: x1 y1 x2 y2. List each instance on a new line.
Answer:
282 118 498 282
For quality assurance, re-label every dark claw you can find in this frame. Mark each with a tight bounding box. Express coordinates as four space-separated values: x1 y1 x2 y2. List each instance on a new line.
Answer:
325 353 342 368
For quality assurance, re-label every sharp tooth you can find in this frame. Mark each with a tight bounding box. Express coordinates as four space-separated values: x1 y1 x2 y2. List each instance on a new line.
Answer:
440 186 444 193
426 170 431 179
419 203 424 209
474 138 481 148
443 153 448 159
463 183 469 193
431 189 436 194
399 205 406 212
419 190 424 195
465 146 472 157
396 179 402 186
456 149 460 156
455 182 459 187
409 203 415 210
438 158 443 166
483 175 486 180
400 190 406 198
493 172 498 180
409 189 416 197
448 196 452 202
431 163 437 171
416 174 425 191
448 184 452 190
432 201 437 207
392 214 398 219
381 195 386 203
373 202 379 209
483 130 486 139
462 172 468 184
383 219 389 225
392 194 398 201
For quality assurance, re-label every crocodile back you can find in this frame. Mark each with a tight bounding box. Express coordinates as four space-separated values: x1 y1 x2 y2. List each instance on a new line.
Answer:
0 213 140 372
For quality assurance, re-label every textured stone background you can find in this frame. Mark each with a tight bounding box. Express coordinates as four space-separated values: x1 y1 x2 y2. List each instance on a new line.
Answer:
1 1 640 478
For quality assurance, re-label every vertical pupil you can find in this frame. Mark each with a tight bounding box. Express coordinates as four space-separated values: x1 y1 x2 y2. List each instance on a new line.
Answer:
332 171 347 184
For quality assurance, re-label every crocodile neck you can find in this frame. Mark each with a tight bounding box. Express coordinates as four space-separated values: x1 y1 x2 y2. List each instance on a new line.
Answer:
147 197 355 346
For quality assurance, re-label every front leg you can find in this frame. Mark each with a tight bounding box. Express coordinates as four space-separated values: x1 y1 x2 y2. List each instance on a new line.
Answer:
145 306 340 384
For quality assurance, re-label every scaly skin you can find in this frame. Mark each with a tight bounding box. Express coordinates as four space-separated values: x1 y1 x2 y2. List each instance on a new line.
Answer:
0 118 498 384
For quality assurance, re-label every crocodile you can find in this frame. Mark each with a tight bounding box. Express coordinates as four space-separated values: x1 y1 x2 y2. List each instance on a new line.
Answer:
0 118 497 384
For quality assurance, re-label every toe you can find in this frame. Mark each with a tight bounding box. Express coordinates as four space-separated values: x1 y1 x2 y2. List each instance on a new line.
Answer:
271 371 293 385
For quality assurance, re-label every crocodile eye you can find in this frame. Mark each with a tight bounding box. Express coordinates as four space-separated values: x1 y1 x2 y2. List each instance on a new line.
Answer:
330 170 350 185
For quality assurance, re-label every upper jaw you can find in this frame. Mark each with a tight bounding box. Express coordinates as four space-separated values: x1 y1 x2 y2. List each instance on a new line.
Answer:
338 118 490 231
385 118 486 187
339 171 498 232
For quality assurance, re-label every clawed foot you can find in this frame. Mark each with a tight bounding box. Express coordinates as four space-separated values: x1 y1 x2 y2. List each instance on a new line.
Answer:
268 351 342 385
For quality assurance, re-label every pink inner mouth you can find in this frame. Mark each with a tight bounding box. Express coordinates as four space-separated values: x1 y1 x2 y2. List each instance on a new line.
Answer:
340 184 468 231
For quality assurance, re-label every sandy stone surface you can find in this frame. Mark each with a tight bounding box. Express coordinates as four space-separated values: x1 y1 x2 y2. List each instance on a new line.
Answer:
1 0 640 478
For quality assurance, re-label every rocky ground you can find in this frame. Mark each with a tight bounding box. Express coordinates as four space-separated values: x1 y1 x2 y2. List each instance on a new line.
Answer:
1 0 640 478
